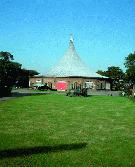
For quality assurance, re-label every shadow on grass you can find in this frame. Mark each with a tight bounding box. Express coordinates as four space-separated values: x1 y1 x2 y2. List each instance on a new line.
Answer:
0 142 87 159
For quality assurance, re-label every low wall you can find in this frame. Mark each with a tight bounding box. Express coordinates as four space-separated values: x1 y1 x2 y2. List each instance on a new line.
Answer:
87 90 122 96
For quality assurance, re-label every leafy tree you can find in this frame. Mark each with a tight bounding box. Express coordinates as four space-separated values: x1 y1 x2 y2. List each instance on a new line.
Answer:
96 70 106 76
16 69 39 88
97 66 124 90
28 70 39 76
0 51 21 97
125 52 135 68
0 51 13 61
124 52 135 88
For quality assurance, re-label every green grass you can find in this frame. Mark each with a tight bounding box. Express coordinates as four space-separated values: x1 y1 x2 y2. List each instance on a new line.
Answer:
0 94 135 167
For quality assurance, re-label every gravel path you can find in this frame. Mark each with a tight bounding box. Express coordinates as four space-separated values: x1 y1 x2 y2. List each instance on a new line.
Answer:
0 89 50 102
0 96 17 101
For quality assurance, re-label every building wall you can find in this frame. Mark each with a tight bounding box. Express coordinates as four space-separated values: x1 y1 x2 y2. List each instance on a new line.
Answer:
29 77 43 86
29 76 111 90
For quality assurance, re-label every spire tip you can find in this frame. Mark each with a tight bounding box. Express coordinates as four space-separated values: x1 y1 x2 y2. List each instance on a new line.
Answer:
70 34 74 43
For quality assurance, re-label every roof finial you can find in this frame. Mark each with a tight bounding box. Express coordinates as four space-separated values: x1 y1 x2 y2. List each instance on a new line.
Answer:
70 34 74 43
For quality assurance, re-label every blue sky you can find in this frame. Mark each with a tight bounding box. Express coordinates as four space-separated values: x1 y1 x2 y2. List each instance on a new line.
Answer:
0 0 135 74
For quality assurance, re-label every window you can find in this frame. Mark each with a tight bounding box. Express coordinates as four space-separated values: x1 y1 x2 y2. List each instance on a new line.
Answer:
36 80 41 83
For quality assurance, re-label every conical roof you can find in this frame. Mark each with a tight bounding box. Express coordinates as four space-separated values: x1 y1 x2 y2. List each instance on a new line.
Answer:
45 36 104 78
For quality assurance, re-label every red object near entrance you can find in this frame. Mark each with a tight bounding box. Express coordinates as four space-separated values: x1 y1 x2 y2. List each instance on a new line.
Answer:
55 81 68 91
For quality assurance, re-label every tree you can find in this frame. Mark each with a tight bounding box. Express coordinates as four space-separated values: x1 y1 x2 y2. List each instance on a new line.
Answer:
16 69 39 88
125 52 135 68
0 51 21 97
28 70 39 76
0 51 13 61
97 66 124 90
124 52 135 88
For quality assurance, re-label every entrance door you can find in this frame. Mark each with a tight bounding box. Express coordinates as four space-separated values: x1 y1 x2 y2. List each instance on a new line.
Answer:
55 81 68 91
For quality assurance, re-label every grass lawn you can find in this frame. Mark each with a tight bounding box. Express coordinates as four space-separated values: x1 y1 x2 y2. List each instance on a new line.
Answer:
0 94 135 167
